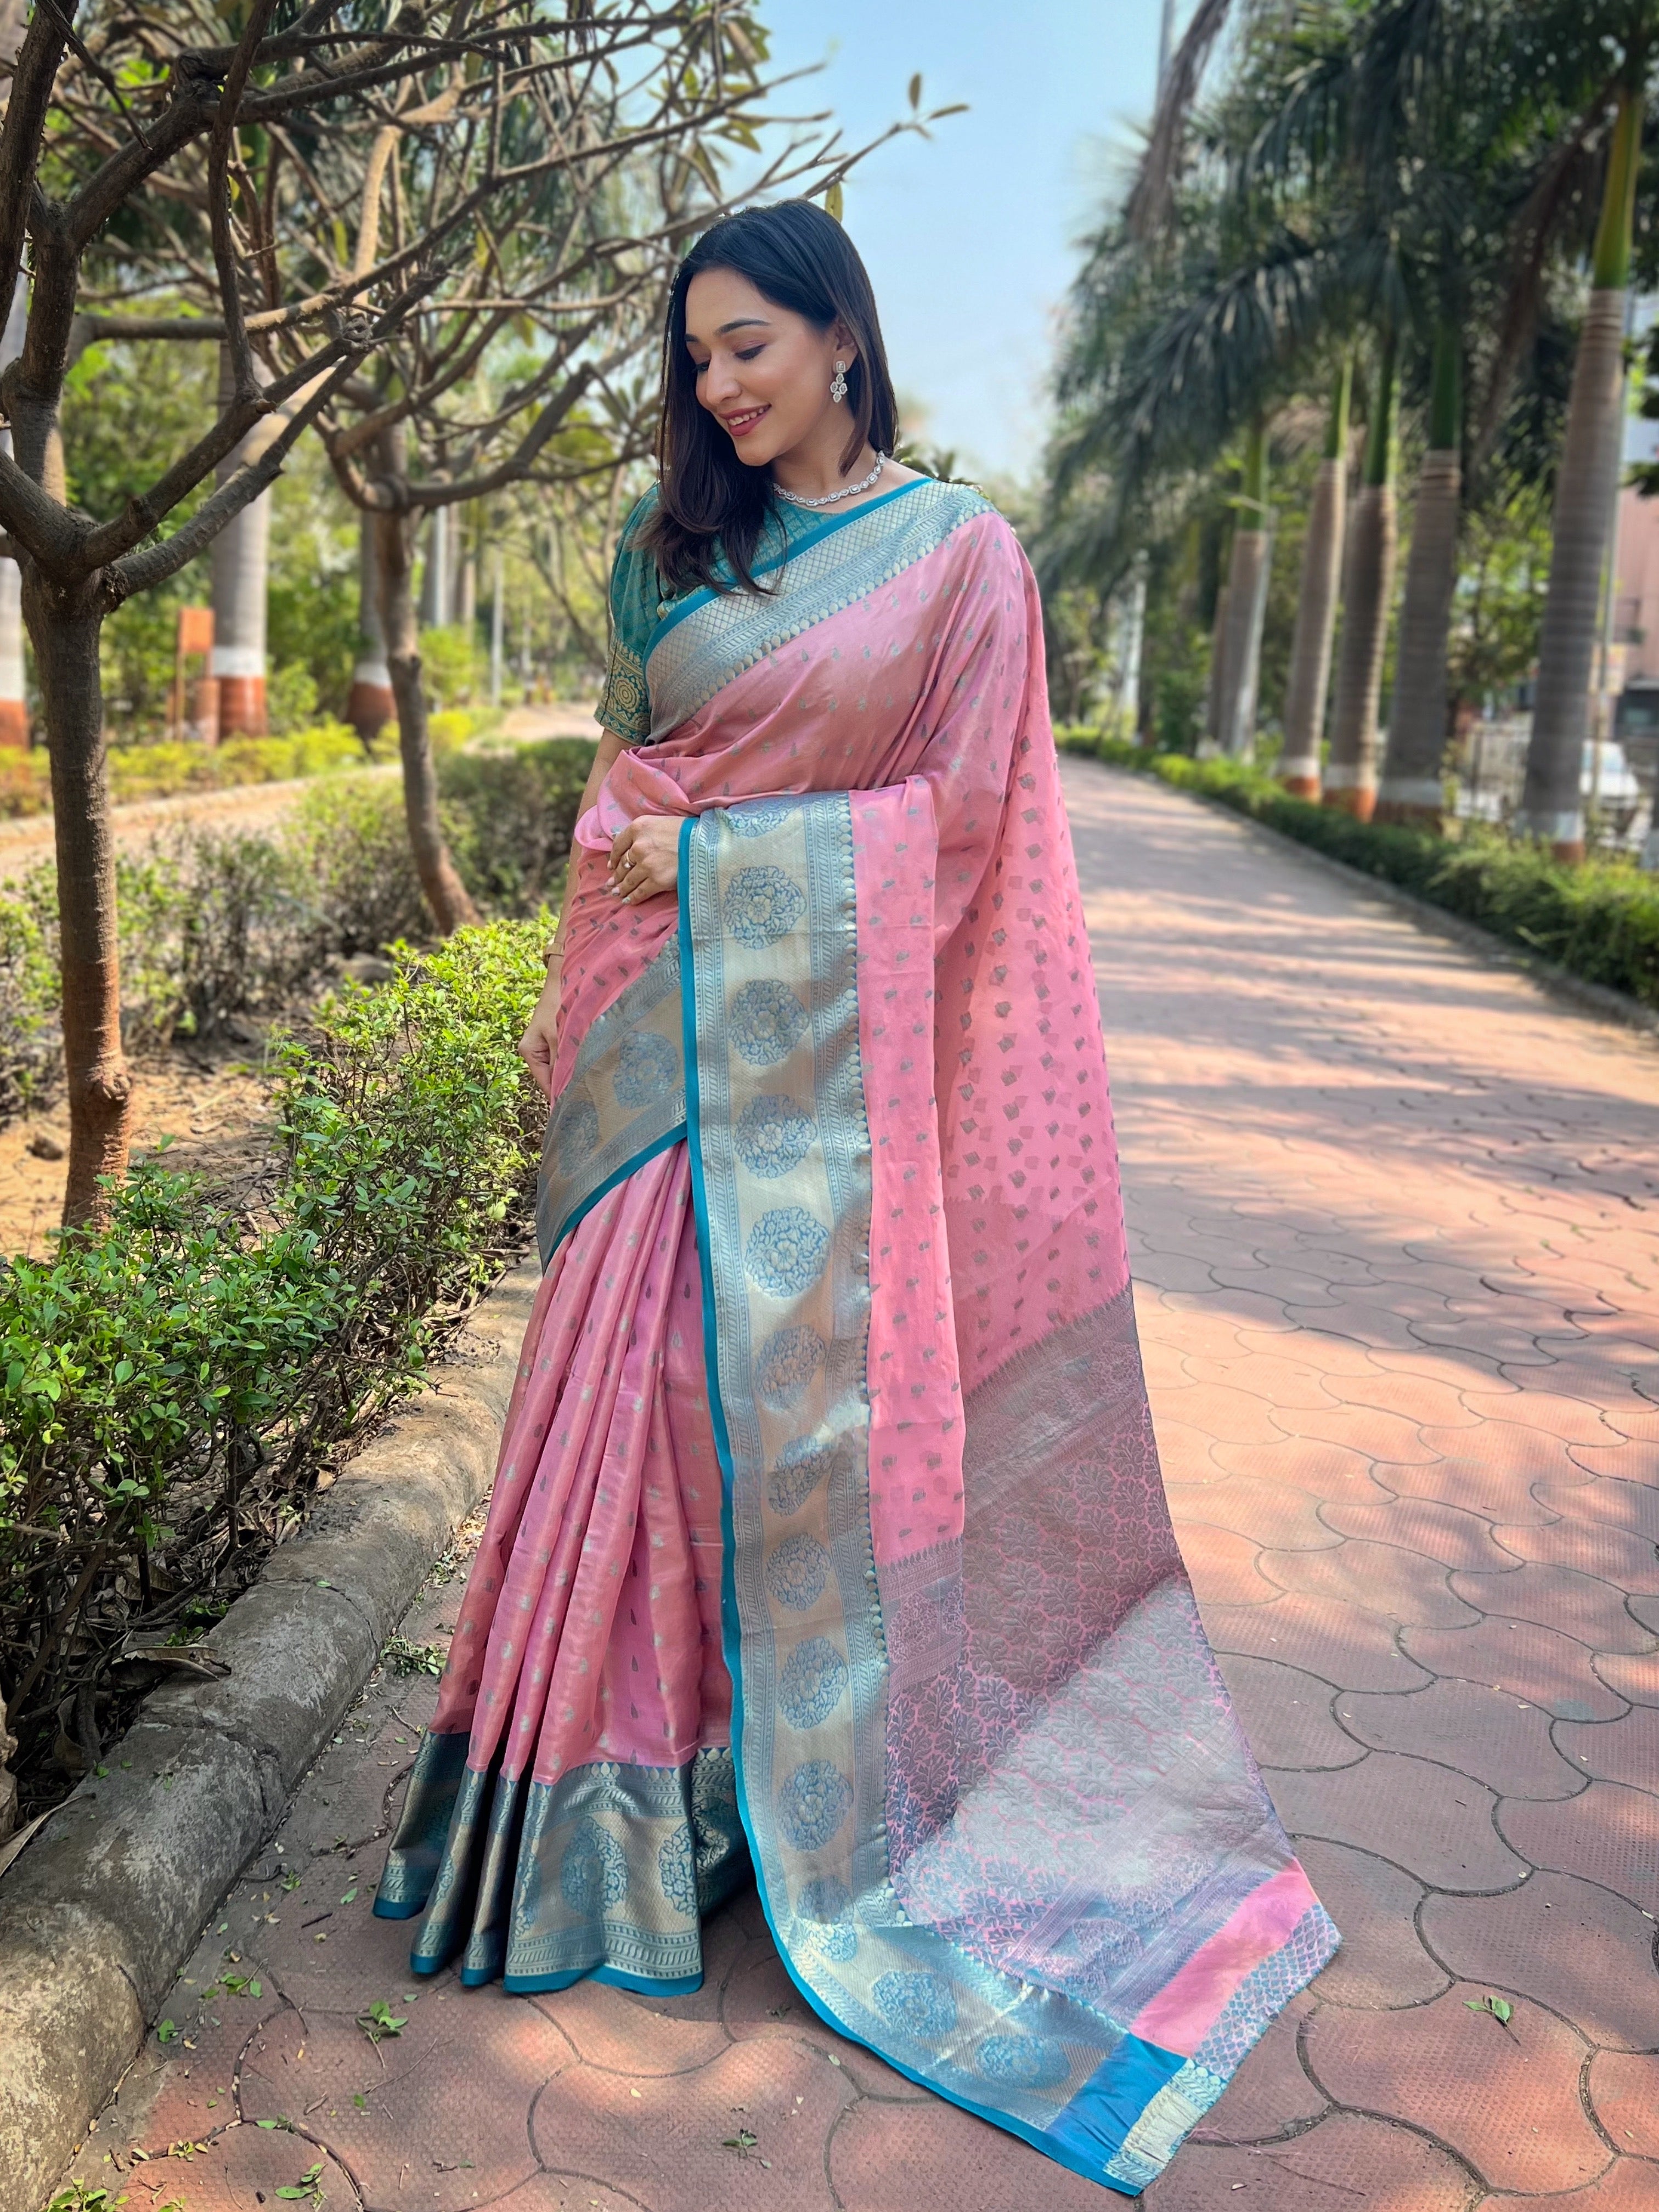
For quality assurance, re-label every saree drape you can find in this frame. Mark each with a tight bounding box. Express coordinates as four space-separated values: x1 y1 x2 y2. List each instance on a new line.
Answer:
376 477 1338 2194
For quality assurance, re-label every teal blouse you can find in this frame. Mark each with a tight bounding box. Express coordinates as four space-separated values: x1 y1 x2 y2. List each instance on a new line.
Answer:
595 484 844 746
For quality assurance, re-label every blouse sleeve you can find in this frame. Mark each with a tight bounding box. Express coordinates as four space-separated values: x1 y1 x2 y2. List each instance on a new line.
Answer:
595 489 661 746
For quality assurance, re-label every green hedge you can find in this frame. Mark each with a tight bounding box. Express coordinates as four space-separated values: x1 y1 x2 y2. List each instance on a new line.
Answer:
1 921 549 1808
0 736 597 1119
1057 731 1659 1013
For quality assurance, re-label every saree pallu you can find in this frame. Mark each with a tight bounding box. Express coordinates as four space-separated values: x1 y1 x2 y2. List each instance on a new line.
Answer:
377 478 1339 2194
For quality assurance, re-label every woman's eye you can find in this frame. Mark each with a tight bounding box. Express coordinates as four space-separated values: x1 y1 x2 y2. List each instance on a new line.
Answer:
735 346 764 362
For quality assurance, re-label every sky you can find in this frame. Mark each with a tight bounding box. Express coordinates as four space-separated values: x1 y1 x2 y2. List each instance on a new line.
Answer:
751 0 1170 489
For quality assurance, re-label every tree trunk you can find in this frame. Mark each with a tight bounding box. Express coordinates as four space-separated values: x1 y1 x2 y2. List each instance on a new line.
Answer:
347 511 394 748
1521 93 1641 860
1199 580 1231 758
1218 532 1269 759
420 504 450 628
376 503 481 934
1280 360 1351 798
208 348 272 740
26 575 131 1224
1376 450 1460 824
1326 334 1398 821
0 279 27 749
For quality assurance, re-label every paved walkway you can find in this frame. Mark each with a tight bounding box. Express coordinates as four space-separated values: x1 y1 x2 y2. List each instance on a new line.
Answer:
66 761 1659 2211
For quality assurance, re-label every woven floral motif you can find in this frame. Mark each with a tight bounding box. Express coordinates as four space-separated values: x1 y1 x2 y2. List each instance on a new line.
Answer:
552 1096 600 1173
735 1093 817 1180
657 1826 698 1917
776 1758 853 1850
766 1434 844 1517
724 865 806 949
613 1030 677 1109
560 1816 628 1914
746 1206 831 1296
765 1532 830 1612
873 1969 958 2041
729 979 809 1067
976 2034 1071 2089
777 1634 849 1729
754 1324 825 1409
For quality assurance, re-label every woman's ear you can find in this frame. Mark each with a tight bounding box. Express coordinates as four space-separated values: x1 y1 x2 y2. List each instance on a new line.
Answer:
831 320 860 368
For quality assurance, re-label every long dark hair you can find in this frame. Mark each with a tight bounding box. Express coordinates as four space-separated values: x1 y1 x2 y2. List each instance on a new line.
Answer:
642 199 899 595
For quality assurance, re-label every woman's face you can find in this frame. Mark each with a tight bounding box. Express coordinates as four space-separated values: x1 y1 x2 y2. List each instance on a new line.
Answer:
683 267 855 470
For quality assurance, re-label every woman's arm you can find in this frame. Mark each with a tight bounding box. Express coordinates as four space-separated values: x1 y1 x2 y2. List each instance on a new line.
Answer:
518 729 625 1096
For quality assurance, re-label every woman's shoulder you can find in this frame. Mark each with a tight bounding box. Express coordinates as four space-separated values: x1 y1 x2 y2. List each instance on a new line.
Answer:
617 481 662 549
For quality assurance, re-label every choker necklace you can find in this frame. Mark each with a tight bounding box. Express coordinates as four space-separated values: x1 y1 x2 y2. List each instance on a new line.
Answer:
774 452 887 509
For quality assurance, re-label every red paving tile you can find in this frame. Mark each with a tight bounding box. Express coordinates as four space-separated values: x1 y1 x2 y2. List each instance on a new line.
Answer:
1334 1678 1585 1799
1419 1871 1659 2051
1590 2051 1659 2160
64 758 1659 2211
1403 1615 1630 1719
1261 1538 1482 1628
1498 1780 1659 1912
1482 2165 1659 2212
1218 1655 1368 1769
1269 1750 1527 1891
1449 1561 1656 1654
1202 1592 1435 1691
1304 1984 1607 2193
1322 1494 1514 1569
1555 1705 1659 1792
1142 2110 1479 2210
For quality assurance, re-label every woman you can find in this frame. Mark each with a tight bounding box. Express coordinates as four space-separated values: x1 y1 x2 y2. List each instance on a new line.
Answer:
376 199 1336 2196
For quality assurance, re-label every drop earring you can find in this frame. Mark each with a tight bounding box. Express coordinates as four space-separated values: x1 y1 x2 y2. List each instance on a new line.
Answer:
830 359 849 404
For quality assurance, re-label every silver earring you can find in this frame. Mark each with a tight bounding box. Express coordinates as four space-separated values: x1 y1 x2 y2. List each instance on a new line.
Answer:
830 359 849 404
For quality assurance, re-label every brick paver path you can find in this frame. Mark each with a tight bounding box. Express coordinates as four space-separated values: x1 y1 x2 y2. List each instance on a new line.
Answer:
69 761 1659 2211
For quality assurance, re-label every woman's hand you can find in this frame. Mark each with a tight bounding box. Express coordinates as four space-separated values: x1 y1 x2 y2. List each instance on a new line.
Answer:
608 815 680 905
518 961 562 1098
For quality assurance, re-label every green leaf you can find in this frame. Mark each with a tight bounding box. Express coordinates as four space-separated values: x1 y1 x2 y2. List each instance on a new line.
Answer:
823 180 844 224
156 2019 177 2044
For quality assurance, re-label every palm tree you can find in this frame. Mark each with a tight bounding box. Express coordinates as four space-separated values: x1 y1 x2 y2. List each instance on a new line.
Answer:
1376 324 1461 820
1325 329 1397 816
1217 421 1271 757
1280 357 1351 795
1519 81 1644 856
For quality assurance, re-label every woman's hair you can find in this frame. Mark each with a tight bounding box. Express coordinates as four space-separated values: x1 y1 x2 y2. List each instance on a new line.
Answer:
642 198 899 595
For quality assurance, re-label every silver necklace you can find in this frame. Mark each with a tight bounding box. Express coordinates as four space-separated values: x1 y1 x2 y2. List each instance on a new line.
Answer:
773 452 888 510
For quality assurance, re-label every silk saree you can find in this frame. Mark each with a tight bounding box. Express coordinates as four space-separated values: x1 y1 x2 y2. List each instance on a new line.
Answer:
375 476 1338 2194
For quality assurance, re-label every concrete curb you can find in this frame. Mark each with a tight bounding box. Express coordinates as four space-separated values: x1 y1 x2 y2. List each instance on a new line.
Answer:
0 1250 541 2212
1090 763 1659 1042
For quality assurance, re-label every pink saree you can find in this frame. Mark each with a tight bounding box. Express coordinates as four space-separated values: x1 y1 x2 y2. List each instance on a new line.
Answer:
376 478 1338 2193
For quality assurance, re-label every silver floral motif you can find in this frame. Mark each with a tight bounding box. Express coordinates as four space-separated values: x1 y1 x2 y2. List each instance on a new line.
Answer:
735 1093 817 1179
872 1968 958 2041
724 865 806 949
657 1825 698 1917
766 1434 844 1517
754 1324 826 1409
797 1872 857 1962
776 1759 853 1850
613 1029 678 1109
976 2034 1071 2089
729 979 809 1067
560 1815 628 1914
724 798 799 839
765 1532 830 1612
552 1095 601 1173
777 1634 849 1729
746 1206 831 1296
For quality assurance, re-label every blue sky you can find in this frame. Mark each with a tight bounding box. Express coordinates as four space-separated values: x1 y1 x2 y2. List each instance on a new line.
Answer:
753 0 1168 487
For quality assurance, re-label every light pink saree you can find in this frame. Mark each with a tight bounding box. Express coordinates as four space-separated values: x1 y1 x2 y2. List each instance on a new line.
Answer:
377 478 1338 2194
